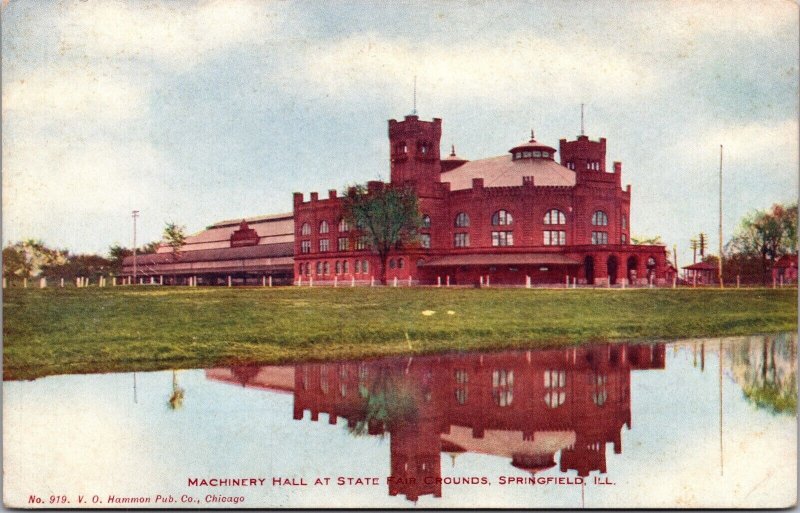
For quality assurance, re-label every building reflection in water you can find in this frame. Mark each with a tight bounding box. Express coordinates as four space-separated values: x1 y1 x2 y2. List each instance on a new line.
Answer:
207 343 666 502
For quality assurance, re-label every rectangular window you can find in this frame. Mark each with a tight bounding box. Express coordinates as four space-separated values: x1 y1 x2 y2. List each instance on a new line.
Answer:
454 232 470 247
492 231 514 247
301 240 311 254
319 239 329 252
338 237 349 251
356 236 369 250
420 234 431 248
591 231 608 245
544 230 566 246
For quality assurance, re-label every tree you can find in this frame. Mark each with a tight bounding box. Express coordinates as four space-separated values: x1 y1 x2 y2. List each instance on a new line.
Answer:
631 235 663 245
2 240 66 281
341 184 422 285
727 203 797 284
162 222 187 260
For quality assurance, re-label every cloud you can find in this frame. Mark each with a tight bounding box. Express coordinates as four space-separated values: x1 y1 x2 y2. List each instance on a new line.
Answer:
57 0 277 67
2 68 147 121
2 137 176 245
302 32 659 105
673 119 798 165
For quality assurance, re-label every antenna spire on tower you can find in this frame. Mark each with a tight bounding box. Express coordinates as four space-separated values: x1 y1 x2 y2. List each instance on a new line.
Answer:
580 103 585 136
412 76 417 115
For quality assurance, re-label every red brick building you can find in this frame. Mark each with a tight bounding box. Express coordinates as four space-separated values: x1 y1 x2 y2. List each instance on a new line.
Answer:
207 342 666 502
293 114 668 286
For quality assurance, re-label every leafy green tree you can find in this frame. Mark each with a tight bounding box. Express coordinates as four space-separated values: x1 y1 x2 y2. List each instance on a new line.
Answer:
727 203 798 284
162 222 187 260
631 235 663 245
2 240 66 281
341 184 422 284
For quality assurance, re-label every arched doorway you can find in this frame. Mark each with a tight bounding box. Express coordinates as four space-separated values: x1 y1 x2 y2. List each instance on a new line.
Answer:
646 256 657 283
607 255 619 285
627 256 638 284
584 256 595 285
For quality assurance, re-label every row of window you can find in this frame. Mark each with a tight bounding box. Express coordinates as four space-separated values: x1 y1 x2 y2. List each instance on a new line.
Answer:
298 259 376 276
300 210 626 236
455 369 608 408
303 230 625 253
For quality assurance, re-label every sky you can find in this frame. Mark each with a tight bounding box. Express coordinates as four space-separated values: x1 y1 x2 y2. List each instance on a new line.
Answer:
2 0 798 266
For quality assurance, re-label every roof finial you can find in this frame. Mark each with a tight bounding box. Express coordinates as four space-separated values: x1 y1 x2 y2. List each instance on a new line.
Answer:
580 103 585 136
412 75 417 115
450 144 456 156
530 128 535 141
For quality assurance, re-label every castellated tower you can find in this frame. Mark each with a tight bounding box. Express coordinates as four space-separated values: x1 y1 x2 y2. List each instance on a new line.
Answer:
388 115 442 197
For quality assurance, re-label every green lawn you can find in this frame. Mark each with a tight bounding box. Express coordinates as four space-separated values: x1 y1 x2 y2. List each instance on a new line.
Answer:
3 286 797 380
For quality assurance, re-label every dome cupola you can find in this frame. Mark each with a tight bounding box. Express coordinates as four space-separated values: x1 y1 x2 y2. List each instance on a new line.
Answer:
509 130 557 161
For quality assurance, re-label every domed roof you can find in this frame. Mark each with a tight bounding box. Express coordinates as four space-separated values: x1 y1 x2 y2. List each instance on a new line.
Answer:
509 130 556 155
444 144 467 162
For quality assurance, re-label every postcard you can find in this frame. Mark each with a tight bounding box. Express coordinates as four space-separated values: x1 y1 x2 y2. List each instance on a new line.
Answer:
2 0 797 509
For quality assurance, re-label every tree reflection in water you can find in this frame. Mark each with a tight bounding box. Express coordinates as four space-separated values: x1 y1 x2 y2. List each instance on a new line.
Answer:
730 333 797 414
349 364 419 438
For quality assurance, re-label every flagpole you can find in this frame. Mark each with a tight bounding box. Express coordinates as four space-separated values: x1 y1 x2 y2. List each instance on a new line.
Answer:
718 145 724 288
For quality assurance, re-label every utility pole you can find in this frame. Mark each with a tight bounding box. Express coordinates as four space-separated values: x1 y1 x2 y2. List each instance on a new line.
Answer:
699 232 707 258
132 210 139 284
718 145 724 288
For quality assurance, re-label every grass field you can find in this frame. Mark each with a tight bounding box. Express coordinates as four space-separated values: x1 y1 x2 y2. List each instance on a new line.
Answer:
3 286 797 380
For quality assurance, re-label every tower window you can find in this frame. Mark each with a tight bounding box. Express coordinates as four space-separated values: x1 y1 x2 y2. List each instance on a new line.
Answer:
492 231 514 246
544 230 566 246
338 218 350 232
454 233 470 247
544 209 566 225
591 231 608 245
621 214 627 230
592 211 608 226
422 214 431 228
338 237 349 251
491 209 513 226
455 212 470 227
492 369 514 407
301 223 311 236
319 220 329 234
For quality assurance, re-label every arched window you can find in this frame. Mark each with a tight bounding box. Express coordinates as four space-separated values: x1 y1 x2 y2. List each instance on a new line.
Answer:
338 218 350 232
319 221 329 234
492 210 513 226
301 223 311 236
354 260 361 274
389 259 396 269
315 261 322 275
363 260 369 273
343 260 349 274
591 373 607 406
422 214 431 228
323 261 330 275
455 212 470 227
335 261 341 274
304 263 310 276
621 214 627 230
492 369 514 407
544 370 566 408
544 209 566 225
416 258 425 268
592 211 608 226
398 258 404 269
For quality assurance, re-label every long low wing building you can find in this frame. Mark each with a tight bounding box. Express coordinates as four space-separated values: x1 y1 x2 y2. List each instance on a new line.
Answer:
121 213 294 285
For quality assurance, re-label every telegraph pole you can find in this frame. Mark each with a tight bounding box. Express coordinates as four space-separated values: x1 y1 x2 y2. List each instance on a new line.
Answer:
718 145 724 288
132 210 139 284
